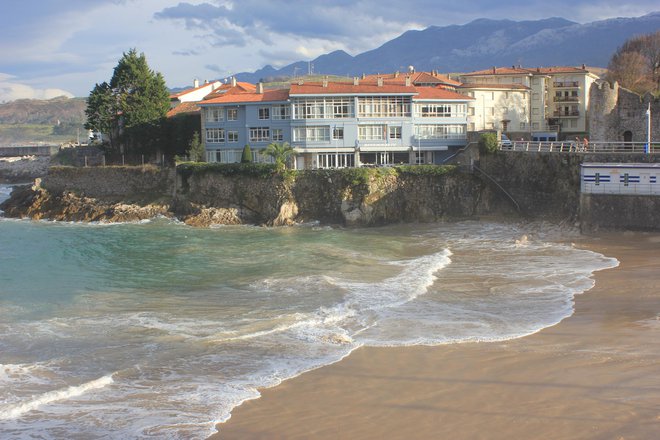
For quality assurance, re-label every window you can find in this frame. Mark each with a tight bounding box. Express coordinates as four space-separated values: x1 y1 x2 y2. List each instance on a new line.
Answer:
333 127 344 140
272 128 283 141
519 122 526 130
415 124 466 139
272 105 290 120
227 130 238 143
532 108 539 115
416 104 452 117
293 126 330 142
316 153 355 169
389 126 402 139
206 108 223 122
206 128 225 143
532 122 540 129
358 125 386 140
357 96 411 118
258 107 270 120
468 107 475 116
249 127 270 142
227 108 238 120
533 93 540 101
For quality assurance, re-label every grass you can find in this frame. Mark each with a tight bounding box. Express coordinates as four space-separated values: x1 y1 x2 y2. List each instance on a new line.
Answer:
0 123 80 146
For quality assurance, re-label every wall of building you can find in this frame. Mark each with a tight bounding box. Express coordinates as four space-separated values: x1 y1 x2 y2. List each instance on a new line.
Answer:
589 81 660 142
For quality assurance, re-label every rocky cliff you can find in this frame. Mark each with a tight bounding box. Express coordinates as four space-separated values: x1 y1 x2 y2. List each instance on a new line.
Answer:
0 164 506 226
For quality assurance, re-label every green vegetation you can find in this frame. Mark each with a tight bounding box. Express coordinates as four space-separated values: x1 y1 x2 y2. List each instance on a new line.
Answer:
85 49 170 155
478 132 499 154
186 131 205 162
261 142 296 172
0 123 82 145
177 162 278 179
241 144 253 163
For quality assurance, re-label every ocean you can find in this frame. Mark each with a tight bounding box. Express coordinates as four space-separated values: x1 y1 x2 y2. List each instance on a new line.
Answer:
0 183 618 439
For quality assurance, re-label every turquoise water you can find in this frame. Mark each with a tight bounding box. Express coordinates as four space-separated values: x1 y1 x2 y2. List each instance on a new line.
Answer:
0 184 618 439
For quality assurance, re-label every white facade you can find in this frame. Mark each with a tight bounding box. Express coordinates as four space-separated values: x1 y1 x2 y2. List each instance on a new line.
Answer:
581 163 660 195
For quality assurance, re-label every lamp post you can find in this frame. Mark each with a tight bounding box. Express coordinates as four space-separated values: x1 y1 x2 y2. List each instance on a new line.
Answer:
646 102 652 154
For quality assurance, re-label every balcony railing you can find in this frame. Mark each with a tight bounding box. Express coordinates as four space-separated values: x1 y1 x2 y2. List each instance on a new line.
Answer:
501 141 659 154
553 111 580 117
553 81 579 88
553 96 579 102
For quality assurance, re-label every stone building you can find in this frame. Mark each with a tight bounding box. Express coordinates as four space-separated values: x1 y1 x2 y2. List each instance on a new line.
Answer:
589 81 659 143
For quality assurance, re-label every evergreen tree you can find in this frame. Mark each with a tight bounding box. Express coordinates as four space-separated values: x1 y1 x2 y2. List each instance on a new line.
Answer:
187 131 205 162
85 49 170 156
241 144 253 163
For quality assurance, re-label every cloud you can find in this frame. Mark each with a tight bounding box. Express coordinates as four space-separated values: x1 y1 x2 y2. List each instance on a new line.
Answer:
0 73 74 102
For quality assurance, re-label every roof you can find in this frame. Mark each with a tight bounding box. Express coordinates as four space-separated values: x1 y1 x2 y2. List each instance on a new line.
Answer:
169 81 221 99
463 65 596 77
166 101 201 117
462 67 533 76
458 83 530 91
202 82 256 100
414 87 474 100
289 82 415 95
361 71 462 87
200 88 289 105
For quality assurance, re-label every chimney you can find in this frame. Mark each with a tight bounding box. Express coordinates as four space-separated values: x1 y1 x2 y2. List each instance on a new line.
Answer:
362 73 366 79
231 76 237 87
204 79 209 84
353 77 359 86
257 82 264 94
395 71 400 78
322 76 328 87
298 79 304 85
492 66 496 74
193 78 199 88
405 76 411 87
377 77 383 87
581 63 586 70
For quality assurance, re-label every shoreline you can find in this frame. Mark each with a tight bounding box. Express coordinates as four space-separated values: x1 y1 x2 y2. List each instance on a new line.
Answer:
212 231 660 439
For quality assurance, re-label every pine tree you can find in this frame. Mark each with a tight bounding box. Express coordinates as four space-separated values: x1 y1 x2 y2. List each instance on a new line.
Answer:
85 49 170 156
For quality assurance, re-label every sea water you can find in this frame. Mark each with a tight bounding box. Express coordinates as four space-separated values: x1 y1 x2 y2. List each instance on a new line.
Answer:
0 184 618 439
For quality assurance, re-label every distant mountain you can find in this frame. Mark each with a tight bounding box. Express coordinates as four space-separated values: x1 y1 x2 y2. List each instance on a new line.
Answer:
235 12 660 82
0 96 87 125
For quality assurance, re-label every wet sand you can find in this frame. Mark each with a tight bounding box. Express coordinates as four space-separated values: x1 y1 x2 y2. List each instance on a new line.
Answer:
212 231 660 440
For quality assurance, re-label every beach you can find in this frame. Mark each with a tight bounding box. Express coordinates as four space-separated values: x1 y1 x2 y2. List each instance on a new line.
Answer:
214 231 660 440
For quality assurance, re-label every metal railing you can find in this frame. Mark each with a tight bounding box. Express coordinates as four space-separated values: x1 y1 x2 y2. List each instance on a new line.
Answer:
501 141 660 154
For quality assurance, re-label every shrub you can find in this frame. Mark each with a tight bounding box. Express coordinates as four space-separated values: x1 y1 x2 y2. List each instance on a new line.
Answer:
478 132 499 154
241 144 252 163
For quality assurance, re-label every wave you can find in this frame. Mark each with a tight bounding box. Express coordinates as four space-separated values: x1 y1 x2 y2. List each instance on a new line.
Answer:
0 374 114 420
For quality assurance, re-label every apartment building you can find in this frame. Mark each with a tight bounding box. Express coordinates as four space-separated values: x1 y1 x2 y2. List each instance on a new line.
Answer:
460 65 599 140
198 76 472 169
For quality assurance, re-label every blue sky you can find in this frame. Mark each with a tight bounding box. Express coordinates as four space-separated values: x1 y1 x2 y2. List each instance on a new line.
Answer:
0 0 657 101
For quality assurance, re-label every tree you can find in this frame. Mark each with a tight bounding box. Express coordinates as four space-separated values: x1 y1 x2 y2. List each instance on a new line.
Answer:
478 132 498 154
85 49 170 156
84 82 118 148
261 142 296 172
607 30 660 95
241 144 253 163
187 131 205 162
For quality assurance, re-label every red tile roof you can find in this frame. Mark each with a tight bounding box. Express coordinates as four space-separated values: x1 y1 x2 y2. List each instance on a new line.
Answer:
414 87 473 100
462 67 533 76
166 101 201 117
458 83 530 90
289 82 415 95
200 88 289 104
361 71 462 87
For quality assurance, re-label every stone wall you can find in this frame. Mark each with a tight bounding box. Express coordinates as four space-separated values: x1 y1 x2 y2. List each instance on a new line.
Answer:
589 81 660 142
42 166 175 202
580 194 660 231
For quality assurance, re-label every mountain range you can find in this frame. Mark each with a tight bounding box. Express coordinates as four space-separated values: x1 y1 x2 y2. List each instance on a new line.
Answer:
235 12 660 83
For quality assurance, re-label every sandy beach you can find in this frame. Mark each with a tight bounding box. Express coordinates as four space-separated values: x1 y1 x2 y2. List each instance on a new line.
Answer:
213 231 660 440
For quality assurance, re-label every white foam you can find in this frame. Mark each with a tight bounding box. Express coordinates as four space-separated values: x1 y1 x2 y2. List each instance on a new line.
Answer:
0 374 114 420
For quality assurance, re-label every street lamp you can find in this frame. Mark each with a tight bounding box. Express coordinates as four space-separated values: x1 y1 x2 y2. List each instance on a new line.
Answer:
646 102 652 154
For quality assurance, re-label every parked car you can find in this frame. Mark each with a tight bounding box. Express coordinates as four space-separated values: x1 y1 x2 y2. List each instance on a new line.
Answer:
500 134 512 148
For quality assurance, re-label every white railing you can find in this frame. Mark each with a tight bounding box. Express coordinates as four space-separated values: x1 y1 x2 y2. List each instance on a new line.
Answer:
501 141 660 154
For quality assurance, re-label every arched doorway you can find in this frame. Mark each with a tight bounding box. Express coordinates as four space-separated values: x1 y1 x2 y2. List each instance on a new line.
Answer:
623 131 633 150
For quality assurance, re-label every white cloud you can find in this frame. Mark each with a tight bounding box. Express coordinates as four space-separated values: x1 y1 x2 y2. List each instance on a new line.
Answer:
0 74 74 102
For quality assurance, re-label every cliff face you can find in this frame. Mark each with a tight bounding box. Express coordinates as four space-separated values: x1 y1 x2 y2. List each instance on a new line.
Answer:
1 165 505 226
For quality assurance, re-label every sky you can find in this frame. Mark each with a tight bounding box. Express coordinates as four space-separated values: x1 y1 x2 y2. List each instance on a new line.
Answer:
0 0 658 101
